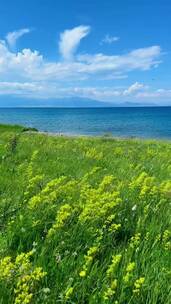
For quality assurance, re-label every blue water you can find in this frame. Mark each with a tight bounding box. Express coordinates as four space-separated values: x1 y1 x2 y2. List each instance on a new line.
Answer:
0 107 171 139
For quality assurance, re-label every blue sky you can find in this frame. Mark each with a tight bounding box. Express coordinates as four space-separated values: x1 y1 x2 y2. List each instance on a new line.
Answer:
0 0 171 104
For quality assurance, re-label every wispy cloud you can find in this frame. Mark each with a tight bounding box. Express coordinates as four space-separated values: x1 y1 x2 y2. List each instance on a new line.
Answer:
101 34 120 45
136 89 171 100
77 46 161 74
6 28 31 49
59 25 90 60
123 82 145 95
0 80 171 105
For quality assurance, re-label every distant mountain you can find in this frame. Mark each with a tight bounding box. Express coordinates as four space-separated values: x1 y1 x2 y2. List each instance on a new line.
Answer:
35 97 113 108
0 96 157 107
118 101 156 107
0 97 112 107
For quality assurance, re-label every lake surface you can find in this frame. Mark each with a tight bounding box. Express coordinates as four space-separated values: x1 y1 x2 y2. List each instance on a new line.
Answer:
0 107 171 139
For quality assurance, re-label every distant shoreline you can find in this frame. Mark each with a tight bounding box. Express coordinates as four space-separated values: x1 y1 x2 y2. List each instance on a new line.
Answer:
24 129 171 143
1 123 171 143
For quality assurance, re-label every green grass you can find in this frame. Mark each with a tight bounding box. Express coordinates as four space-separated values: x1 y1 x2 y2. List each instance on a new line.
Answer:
0 123 24 132
0 123 38 133
0 124 170 304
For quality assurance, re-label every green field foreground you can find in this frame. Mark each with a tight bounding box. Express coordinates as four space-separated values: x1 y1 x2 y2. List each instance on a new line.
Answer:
0 124 171 304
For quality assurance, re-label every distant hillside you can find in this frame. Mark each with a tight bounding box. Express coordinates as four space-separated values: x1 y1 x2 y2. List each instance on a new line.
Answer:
118 101 156 107
0 96 156 107
0 97 112 107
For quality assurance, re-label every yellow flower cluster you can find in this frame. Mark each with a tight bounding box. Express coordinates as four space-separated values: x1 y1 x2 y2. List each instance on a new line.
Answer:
113 147 123 156
81 166 101 183
14 291 33 304
123 262 135 283
95 214 121 243
79 176 121 223
98 175 116 192
0 256 14 280
102 254 121 301
106 254 122 277
14 266 46 304
85 148 103 160
108 223 121 233
79 213 121 280
0 250 46 304
79 246 99 278
47 204 72 238
162 229 171 250
130 172 158 198
160 181 171 197
28 176 67 209
103 279 117 300
24 174 44 200
133 277 145 295
15 250 33 271
130 233 141 249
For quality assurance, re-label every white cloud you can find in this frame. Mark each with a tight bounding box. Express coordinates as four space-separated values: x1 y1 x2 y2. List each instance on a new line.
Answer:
70 85 171 104
59 25 90 60
123 82 145 95
0 39 161 82
77 46 161 74
1 80 171 105
136 89 171 100
101 34 120 44
0 82 122 100
71 86 121 101
0 27 166 103
0 81 42 96
6 28 31 49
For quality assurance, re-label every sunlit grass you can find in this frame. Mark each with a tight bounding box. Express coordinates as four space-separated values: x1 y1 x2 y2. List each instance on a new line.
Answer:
0 124 170 303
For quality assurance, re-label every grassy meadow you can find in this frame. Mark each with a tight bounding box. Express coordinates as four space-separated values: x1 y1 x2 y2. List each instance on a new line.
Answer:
0 124 171 303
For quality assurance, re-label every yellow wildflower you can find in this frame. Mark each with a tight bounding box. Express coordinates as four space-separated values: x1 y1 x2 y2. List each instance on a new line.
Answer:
123 262 135 283
103 279 117 300
0 256 14 280
133 277 145 295
65 287 74 300
108 223 121 233
162 229 171 250
130 233 141 249
79 246 98 278
47 204 72 238
79 270 86 277
106 254 122 277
